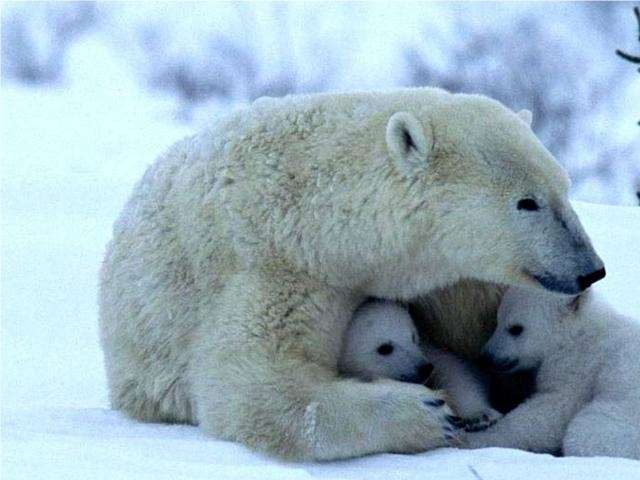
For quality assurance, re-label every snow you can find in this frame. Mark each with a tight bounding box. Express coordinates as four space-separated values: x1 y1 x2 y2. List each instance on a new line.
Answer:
2 32 640 480
4 407 640 480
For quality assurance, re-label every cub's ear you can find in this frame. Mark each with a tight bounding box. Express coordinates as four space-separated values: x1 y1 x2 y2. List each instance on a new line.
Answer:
386 112 430 176
517 109 533 127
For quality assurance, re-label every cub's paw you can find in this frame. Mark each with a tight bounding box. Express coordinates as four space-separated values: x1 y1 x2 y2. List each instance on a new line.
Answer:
420 390 464 445
462 409 503 432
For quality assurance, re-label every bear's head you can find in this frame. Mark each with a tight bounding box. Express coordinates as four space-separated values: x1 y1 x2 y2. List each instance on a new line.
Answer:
479 286 585 372
338 301 433 384
384 93 604 297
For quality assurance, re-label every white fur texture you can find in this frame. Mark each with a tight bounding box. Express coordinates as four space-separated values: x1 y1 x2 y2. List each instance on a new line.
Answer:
465 287 640 460
340 300 502 430
99 87 603 461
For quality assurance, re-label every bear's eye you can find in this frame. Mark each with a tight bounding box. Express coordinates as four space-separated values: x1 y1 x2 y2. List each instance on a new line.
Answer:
377 343 394 355
517 198 539 211
508 325 524 336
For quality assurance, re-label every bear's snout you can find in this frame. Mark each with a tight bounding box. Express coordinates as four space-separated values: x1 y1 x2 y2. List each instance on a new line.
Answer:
479 353 519 373
530 262 606 295
400 362 434 384
577 267 606 291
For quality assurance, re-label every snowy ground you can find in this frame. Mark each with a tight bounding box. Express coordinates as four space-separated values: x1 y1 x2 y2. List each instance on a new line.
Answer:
2 35 640 480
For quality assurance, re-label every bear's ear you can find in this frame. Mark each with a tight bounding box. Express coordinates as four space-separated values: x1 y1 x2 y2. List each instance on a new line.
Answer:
517 109 533 127
386 112 430 176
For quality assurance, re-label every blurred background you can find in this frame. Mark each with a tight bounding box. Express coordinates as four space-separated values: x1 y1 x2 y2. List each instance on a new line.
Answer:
0 2 639 407
3 1 639 204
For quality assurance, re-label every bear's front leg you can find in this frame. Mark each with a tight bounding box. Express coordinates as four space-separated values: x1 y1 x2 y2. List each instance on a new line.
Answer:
190 265 460 461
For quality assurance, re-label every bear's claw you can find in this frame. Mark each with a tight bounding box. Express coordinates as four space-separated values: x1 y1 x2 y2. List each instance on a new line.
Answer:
462 409 503 432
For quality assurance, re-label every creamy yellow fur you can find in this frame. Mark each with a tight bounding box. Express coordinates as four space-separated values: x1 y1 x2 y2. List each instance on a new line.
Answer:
99 88 601 460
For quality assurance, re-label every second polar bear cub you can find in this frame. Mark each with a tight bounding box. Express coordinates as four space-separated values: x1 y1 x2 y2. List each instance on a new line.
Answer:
339 300 502 431
466 287 640 459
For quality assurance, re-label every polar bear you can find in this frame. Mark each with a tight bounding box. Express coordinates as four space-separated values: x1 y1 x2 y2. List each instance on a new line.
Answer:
99 88 605 461
465 287 640 459
339 300 502 434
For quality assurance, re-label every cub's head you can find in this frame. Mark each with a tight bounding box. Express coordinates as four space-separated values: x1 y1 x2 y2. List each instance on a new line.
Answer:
339 301 433 384
385 91 604 296
479 286 582 372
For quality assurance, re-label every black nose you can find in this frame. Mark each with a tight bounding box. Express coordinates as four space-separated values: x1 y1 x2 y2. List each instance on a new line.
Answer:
416 362 434 382
493 358 519 372
478 353 519 372
477 353 494 369
577 267 606 291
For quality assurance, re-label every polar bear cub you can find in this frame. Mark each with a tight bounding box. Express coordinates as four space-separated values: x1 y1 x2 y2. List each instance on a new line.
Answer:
339 300 502 431
466 287 640 459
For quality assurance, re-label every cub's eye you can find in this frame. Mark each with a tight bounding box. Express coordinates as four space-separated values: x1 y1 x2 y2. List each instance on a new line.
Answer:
377 343 394 355
508 325 524 336
517 198 539 211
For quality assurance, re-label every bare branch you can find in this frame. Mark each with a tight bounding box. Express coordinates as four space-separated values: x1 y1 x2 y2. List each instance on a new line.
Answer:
616 7 640 67
615 49 640 64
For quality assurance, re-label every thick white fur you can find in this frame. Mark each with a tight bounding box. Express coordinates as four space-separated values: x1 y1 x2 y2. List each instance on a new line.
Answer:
99 88 602 460
340 300 502 429
465 287 640 460
339 301 429 383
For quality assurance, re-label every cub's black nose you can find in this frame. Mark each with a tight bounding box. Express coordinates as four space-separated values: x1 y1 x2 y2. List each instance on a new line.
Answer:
477 353 494 369
400 362 435 384
416 362 434 382
577 267 606 291
493 358 519 372
478 353 519 372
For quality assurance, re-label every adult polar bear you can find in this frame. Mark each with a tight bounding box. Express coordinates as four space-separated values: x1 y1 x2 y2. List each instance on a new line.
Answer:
99 88 605 461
